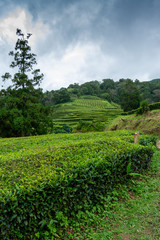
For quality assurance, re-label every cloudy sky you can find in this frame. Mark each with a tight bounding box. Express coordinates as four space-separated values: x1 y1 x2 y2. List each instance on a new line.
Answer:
0 0 160 91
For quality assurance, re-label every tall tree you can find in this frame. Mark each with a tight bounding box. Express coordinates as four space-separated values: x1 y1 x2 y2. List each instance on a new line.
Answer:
100 79 115 92
0 29 52 137
119 79 141 112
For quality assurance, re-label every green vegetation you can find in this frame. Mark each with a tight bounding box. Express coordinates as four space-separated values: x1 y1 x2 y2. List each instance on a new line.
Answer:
0 130 157 239
0 35 160 138
0 29 52 137
119 79 141 112
122 102 160 115
66 150 160 240
42 78 160 112
52 96 122 128
1 37 160 138
76 120 105 132
107 109 160 135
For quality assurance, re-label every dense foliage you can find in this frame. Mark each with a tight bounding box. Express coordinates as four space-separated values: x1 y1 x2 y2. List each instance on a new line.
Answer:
52 124 73 133
0 29 52 137
122 102 160 115
42 78 160 112
76 120 105 132
41 88 71 105
119 79 141 111
0 130 156 239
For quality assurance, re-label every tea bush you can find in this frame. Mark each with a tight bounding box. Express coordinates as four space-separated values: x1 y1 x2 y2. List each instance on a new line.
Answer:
0 131 155 239
122 102 160 115
76 120 105 132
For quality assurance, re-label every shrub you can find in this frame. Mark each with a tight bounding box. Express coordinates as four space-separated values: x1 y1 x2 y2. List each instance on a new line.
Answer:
148 102 160 111
76 120 105 132
0 133 155 239
53 124 73 134
122 102 160 115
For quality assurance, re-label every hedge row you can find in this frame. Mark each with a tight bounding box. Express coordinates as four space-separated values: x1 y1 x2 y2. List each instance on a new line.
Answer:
148 102 160 111
122 102 160 115
0 133 155 239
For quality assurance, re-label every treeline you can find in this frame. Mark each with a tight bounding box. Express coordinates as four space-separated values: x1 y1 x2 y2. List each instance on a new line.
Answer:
42 78 160 112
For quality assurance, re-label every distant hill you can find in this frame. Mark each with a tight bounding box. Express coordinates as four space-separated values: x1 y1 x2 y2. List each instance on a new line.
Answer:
43 78 160 112
53 96 122 127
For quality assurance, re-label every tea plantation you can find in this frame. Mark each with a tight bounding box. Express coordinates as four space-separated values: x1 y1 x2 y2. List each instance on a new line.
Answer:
0 130 157 239
52 97 122 127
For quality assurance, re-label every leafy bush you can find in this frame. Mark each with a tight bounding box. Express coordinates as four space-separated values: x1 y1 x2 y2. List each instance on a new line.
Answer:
139 134 158 147
119 133 157 147
122 102 160 115
136 102 160 115
148 102 160 111
140 100 149 113
53 124 73 134
76 120 105 132
121 109 137 115
0 132 155 239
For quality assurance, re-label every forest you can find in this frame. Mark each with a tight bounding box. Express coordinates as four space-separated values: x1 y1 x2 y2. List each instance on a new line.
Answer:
42 78 160 112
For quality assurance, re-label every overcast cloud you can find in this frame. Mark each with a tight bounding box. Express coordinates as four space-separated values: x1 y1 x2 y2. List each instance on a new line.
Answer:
0 0 160 90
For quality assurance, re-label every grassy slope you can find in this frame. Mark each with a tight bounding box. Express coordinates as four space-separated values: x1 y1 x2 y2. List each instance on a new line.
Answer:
53 96 122 127
94 151 160 240
107 110 160 136
66 150 160 240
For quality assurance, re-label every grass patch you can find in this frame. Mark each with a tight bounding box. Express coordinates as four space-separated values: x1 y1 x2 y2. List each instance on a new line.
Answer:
64 150 160 240
107 110 160 136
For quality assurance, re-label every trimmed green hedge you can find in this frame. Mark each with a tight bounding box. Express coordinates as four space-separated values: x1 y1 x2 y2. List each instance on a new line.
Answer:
0 133 155 239
119 134 157 147
148 102 160 111
121 102 160 115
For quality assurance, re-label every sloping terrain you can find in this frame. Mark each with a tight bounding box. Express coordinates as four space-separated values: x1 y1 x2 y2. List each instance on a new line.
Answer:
53 96 122 127
107 110 160 136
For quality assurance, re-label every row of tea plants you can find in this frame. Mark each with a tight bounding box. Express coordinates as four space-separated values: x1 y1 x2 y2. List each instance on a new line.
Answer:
0 130 157 239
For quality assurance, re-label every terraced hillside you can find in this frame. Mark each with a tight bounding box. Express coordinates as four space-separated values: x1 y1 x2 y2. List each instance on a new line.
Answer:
53 96 122 127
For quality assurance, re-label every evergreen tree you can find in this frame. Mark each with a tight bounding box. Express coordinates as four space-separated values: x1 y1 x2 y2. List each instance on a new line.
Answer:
119 79 141 112
0 29 52 137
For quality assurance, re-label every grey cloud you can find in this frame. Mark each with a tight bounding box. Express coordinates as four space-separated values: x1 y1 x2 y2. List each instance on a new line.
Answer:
1 0 160 90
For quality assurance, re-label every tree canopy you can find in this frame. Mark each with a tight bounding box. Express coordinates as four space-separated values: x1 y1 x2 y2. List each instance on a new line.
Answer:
42 78 160 110
0 29 52 137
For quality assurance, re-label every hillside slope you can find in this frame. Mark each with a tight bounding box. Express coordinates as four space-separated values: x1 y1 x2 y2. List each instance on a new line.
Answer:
107 110 160 136
53 96 122 127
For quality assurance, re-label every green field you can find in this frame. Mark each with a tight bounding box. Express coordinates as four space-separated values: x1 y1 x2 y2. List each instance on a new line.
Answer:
0 130 157 239
52 96 122 127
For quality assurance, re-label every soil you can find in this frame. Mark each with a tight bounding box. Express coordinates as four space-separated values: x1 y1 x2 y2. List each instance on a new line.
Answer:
157 140 160 149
